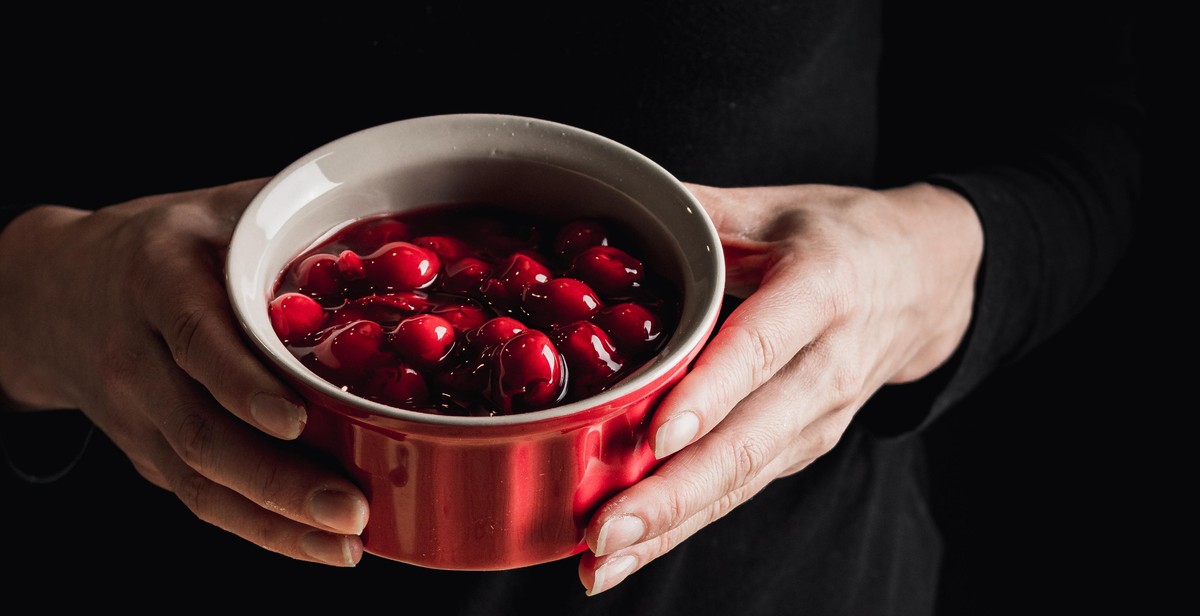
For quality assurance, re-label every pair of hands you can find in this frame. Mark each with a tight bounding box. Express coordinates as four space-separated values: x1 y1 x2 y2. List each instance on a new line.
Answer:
0 178 982 593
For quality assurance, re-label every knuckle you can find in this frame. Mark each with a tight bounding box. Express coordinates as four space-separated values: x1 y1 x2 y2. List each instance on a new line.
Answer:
798 248 857 325
831 274 866 329
171 466 212 520
168 306 207 371
713 479 758 520
804 419 845 457
172 406 216 471
657 475 696 530
91 338 149 407
711 429 773 493
117 212 192 298
244 513 289 551
727 324 782 392
829 361 866 406
636 474 698 535
252 462 289 512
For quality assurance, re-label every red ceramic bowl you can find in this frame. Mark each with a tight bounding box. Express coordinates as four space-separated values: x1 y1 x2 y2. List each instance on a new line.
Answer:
226 114 724 570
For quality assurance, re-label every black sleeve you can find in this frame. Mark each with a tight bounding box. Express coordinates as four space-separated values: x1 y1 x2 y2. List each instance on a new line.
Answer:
861 0 1143 434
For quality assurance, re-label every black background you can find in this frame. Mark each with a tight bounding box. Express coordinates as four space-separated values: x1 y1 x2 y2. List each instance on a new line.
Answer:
927 8 1186 613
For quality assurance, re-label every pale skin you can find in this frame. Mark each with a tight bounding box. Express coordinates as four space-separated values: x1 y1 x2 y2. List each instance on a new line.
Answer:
0 178 982 590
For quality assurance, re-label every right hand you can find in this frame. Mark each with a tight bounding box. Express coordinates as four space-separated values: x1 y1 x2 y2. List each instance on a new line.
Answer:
580 181 983 594
0 179 369 566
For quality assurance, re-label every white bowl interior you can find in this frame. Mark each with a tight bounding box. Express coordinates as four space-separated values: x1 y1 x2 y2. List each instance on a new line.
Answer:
227 114 724 425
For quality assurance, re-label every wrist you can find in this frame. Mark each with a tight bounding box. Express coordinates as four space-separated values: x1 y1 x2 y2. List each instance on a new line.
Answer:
0 205 92 412
881 182 983 383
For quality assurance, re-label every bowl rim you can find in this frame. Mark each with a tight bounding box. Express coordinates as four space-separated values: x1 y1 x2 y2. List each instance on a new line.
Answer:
227 113 725 427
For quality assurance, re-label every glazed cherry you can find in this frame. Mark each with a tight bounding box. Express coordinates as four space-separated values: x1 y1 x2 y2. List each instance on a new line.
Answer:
592 302 664 356
569 245 643 299
365 364 430 407
343 217 410 250
434 358 492 409
440 257 493 296
336 249 366 281
390 313 457 368
463 316 528 357
413 235 468 264
553 218 609 260
431 301 489 334
492 329 566 413
290 253 344 299
362 241 441 291
328 292 435 328
268 292 326 343
552 320 624 399
481 252 551 312
521 277 602 328
270 203 678 416
303 319 390 386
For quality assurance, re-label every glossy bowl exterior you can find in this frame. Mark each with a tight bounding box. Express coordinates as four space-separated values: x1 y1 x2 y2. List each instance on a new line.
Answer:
226 114 724 570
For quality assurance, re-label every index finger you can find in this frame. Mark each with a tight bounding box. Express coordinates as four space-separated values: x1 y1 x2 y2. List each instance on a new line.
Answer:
154 270 309 441
137 180 307 441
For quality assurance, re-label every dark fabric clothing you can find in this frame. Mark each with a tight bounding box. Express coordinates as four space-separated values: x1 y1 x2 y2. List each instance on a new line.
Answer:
1 2 1145 614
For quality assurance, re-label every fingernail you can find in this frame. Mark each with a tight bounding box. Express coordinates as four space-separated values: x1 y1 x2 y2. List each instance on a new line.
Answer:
588 555 637 596
250 393 307 440
300 531 359 567
654 411 699 459
596 515 646 555
309 489 368 535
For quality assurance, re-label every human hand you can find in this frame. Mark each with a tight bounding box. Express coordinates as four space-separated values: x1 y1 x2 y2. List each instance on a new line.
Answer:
579 182 984 594
0 180 369 566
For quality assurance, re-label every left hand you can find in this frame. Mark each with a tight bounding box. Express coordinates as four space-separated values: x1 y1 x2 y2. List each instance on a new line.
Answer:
578 181 984 594
0 180 370 566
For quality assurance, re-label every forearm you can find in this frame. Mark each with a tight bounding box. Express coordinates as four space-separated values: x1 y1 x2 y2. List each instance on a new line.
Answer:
874 182 982 384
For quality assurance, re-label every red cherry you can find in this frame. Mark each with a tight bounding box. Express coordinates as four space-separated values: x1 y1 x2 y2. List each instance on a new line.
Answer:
290 253 343 299
303 319 390 386
591 302 664 357
511 248 552 267
364 364 430 408
463 316 528 358
439 256 494 296
480 252 551 312
413 235 469 264
389 313 457 368
552 320 625 399
336 250 365 281
521 277 602 328
268 292 326 343
363 241 441 291
553 218 609 260
431 301 489 334
433 358 492 411
569 245 644 299
272 207 676 417
327 292 435 328
343 217 410 252
492 330 566 413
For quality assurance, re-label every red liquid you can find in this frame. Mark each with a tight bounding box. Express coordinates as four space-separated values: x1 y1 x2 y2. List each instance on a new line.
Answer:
270 203 679 416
